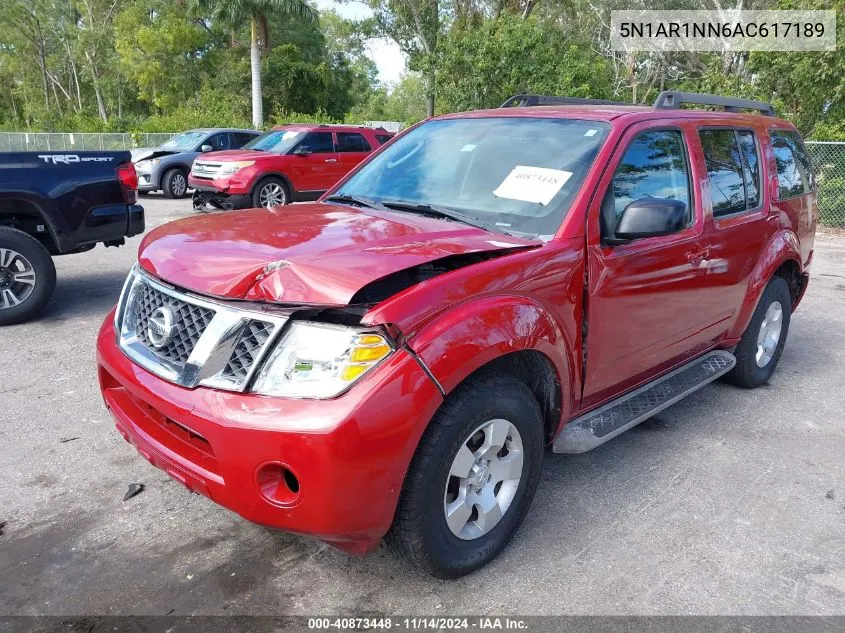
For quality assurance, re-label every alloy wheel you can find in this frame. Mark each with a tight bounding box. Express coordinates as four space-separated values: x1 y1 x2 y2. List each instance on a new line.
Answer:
0 248 36 310
756 300 783 367
259 183 286 208
443 418 524 540
171 173 187 197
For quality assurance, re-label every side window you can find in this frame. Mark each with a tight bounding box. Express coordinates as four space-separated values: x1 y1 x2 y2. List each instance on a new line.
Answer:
231 132 257 148
336 132 371 153
737 131 760 208
699 129 760 216
375 134 393 145
205 133 229 151
771 130 814 199
301 132 334 154
604 129 691 236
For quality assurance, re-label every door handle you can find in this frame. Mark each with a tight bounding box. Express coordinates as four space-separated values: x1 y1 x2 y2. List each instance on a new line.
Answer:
686 247 711 268
324 158 337 163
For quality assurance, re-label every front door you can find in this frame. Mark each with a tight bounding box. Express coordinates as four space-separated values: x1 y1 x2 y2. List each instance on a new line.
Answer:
290 131 340 192
582 123 722 408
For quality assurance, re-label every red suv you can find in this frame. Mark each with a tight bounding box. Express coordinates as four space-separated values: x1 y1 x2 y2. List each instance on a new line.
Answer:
98 92 815 578
189 124 392 210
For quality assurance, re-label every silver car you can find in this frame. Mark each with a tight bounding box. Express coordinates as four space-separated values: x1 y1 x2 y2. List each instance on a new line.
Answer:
131 128 260 198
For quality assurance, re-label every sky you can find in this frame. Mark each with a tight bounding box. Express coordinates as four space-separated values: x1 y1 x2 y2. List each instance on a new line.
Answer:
313 0 407 84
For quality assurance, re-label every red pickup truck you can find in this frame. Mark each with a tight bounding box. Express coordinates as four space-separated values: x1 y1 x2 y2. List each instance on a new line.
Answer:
98 92 815 578
189 123 392 210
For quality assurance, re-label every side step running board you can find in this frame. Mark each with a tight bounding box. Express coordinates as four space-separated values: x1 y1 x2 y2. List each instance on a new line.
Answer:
553 350 736 454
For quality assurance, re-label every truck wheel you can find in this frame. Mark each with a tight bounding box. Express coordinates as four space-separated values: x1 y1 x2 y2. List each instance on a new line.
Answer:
0 227 56 326
162 168 188 199
252 177 289 209
724 276 792 389
388 373 543 578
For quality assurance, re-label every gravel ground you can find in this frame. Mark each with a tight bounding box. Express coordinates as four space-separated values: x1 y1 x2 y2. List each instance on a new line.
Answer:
0 196 843 616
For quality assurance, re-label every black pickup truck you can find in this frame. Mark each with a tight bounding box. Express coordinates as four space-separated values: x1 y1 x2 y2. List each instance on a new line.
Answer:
0 152 143 325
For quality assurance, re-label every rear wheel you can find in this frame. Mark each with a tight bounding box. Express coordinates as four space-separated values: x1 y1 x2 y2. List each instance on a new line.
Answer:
162 168 188 199
252 177 289 209
0 227 56 325
724 276 792 388
388 373 544 578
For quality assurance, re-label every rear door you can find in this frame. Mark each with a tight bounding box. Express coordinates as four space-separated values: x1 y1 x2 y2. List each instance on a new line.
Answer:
583 123 720 407
335 131 373 179
696 126 774 336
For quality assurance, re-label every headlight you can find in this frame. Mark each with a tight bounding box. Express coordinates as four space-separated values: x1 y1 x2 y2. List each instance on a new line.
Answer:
135 158 160 170
219 160 254 175
113 264 139 332
252 322 393 399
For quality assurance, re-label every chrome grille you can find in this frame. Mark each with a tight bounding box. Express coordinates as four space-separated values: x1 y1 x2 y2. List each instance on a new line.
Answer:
191 161 222 178
221 321 275 382
132 282 215 366
117 268 286 392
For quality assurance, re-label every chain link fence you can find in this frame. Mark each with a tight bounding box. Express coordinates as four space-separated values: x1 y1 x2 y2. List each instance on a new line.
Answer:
0 132 174 152
0 132 840 226
806 141 845 228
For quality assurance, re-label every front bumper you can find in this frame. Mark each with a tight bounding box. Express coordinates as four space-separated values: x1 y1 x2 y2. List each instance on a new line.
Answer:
96 313 442 553
137 172 158 192
191 183 252 209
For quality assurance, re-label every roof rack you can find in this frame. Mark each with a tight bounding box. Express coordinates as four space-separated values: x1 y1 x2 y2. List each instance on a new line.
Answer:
500 94 630 108
653 91 775 116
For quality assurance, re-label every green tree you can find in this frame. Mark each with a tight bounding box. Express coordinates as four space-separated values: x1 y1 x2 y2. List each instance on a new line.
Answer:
437 15 612 112
115 1 212 112
191 0 316 127
365 0 441 116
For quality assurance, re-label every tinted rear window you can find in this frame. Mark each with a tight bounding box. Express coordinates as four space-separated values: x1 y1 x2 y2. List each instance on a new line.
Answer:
337 132 371 153
771 130 814 199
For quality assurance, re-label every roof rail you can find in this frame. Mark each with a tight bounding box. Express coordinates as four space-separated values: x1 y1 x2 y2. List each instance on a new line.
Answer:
500 94 630 108
653 91 775 116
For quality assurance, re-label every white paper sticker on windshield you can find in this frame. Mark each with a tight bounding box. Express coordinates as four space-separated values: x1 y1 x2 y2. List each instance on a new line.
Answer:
460 144 476 152
584 129 598 137
493 166 573 205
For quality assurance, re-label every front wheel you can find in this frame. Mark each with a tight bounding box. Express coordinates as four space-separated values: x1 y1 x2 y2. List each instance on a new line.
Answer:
388 373 544 578
724 276 792 388
252 177 289 209
0 227 56 325
162 168 188 199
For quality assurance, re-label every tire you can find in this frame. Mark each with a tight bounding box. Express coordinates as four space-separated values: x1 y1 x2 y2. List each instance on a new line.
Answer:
0 227 57 326
162 168 188 199
388 373 544 578
724 276 792 389
252 177 289 209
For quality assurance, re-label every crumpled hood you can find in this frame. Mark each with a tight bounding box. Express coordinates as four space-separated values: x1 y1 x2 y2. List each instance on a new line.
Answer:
138 203 540 305
131 147 177 162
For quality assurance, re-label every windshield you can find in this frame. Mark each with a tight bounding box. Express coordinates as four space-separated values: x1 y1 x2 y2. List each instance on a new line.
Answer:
160 131 206 152
244 129 306 153
334 117 610 238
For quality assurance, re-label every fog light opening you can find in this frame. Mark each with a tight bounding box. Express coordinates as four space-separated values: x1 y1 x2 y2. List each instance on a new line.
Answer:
283 468 300 493
257 463 300 506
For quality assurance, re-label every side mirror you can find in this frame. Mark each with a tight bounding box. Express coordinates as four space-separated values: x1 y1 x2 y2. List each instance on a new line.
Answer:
293 146 312 156
614 198 687 241
200 144 213 153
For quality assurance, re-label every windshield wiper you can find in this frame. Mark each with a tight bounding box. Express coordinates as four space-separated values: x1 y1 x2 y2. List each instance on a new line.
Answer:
379 200 485 229
324 194 382 209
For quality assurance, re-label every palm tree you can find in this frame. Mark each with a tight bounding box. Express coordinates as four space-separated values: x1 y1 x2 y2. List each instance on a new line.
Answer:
193 0 316 127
